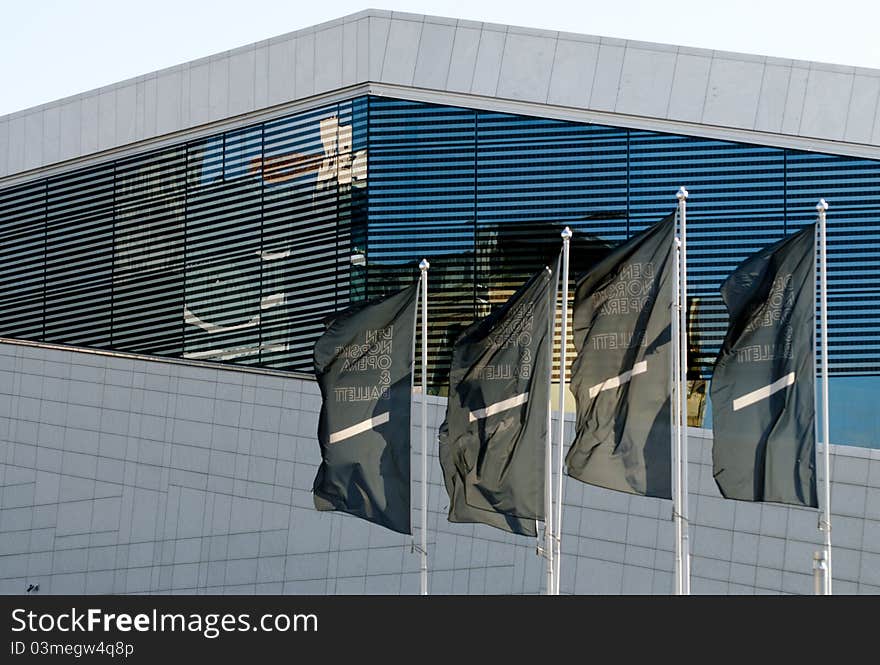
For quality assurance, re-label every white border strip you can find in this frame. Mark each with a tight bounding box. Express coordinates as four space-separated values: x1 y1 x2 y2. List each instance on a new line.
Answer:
588 360 648 399
370 84 880 162
468 392 529 422
732 372 796 411
9 80 880 189
329 412 390 444
0 83 370 187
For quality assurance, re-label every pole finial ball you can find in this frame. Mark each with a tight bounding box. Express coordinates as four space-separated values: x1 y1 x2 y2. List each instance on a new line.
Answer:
677 186 689 200
816 198 829 212
419 258 430 271
561 227 573 240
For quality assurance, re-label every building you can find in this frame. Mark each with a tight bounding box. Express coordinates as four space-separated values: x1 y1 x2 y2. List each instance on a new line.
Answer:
0 9 878 594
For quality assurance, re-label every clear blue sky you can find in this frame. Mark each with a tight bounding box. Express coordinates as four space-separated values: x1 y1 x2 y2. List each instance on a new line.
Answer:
1 0 877 116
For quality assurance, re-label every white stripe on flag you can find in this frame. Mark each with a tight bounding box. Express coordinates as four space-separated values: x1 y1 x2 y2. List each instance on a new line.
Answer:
732 372 796 411
328 412 390 444
588 360 648 399
468 392 529 422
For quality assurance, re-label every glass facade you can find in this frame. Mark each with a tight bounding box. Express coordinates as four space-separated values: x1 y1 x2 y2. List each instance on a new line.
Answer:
0 99 368 372
0 95 878 446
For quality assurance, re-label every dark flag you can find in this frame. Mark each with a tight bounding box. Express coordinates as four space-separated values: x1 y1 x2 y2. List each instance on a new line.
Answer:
711 224 817 507
566 214 675 498
312 283 418 534
439 266 557 536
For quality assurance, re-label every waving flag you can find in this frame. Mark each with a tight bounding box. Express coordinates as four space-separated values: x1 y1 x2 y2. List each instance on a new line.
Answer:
566 214 675 498
439 266 556 535
711 224 817 507
312 283 418 533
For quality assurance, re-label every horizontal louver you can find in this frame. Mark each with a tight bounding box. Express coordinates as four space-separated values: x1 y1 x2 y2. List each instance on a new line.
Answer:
367 97 880 382
0 99 365 374
787 150 880 374
0 180 44 339
44 164 114 347
0 94 877 387
114 146 186 356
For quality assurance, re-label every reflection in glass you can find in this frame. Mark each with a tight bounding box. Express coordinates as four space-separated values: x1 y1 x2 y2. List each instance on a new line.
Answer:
0 95 877 447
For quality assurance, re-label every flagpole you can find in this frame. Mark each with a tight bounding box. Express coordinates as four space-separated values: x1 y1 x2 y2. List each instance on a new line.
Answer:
554 227 572 595
671 228 683 595
544 259 560 595
419 258 430 596
676 186 691 595
811 222 822 595
816 199 833 595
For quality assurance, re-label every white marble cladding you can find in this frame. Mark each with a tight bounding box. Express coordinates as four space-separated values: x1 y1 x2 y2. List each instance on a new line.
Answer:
2 9 880 182
0 340 879 595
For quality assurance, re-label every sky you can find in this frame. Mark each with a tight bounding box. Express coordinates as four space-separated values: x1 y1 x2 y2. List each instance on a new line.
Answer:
1 0 878 116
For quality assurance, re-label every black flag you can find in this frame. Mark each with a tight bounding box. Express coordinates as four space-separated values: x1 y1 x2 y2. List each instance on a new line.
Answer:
566 214 674 498
711 224 817 507
312 283 418 534
439 266 556 536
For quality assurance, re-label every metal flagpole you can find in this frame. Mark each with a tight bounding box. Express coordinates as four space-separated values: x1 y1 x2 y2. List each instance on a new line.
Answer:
816 199 833 595
543 259 560 595
419 258 430 596
810 220 824 594
676 186 691 595
671 229 683 595
554 228 572 595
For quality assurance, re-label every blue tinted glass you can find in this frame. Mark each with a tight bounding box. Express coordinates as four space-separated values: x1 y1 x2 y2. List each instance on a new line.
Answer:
366 97 880 447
